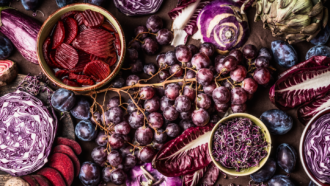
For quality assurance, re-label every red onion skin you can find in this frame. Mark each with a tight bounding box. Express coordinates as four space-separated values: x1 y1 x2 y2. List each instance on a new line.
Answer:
0 9 41 64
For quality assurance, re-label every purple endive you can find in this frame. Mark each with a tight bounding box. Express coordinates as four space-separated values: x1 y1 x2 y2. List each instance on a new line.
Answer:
126 163 182 186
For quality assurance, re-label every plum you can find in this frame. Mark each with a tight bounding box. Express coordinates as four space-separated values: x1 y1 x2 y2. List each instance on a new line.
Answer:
0 35 13 59
276 143 297 173
308 181 317 186
260 109 293 135
0 0 10 6
306 45 330 60
250 158 276 182
56 0 75 8
51 88 76 112
75 120 97 141
79 161 100 186
311 25 330 46
271 40 298 68
268 175 295 186
70 97 91 120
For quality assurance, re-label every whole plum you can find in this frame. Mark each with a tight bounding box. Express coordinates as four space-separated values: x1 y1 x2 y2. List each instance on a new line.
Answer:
75 120 97 141
260 109 293 135
271 40 298 68
79 161 100 186
250 158 276 182
309 181 317 186
84 0 106 6
276 143 297 173
70 97 91 120
56 0 74 8
0 35 13 59
306 45 330 60
268 175 295 186
311 25 330 46
51 88 76 112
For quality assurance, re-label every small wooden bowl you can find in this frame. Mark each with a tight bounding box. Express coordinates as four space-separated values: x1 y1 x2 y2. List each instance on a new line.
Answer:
208 113 272 176
37 3 126 92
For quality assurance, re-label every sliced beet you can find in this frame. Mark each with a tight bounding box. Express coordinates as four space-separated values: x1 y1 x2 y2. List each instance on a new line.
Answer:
102 21 116 32
52 20 65 49
48 153 74 186
114 33 121 56
108 55 117 67
82 9 104 28
72 28 115 59
55 43 79 69
55 70 69 79
77 78 95 85
64 17 78 44
21 175 39 186
31 175 51 186
73 50 91 71
74 12 84 25
83 60 110 82
55 137 82 155
43 37 53 67
49 50 61 68
68 73 92 81
63 78 81 87
37 167 66 186
61 11 78 20
52 145 81 177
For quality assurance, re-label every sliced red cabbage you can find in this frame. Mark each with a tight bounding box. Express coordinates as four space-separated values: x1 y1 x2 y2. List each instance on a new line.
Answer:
182 165 208 186
113 0 164 16
152 124 213 177
169 0 211 46
193 0 249 54
304 113 330 183
0 90 57 176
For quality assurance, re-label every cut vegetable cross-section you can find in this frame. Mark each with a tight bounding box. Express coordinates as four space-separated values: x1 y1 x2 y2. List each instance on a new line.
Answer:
55 43 79 69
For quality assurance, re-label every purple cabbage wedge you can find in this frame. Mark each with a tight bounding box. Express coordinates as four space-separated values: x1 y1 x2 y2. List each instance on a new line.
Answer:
304 113 330 183
169 0 211 46
182 166 208 186
0 90 57 176
113 0 164 16
126 163 182 186
269 56 330 124
192 0 250 54
0 8 41 64
152 124 213 177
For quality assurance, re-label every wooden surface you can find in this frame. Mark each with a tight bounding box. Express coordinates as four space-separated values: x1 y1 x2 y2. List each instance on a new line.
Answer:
0 74 75 184
3 0 325 185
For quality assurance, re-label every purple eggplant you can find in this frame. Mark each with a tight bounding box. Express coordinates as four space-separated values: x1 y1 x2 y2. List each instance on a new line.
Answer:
0 9 40 64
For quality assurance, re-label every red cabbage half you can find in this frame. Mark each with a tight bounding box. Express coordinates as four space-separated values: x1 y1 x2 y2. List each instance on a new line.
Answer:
193 0 250 54
113 0 164 16
304 113 330 184
152 124 213 177
0 90 57 176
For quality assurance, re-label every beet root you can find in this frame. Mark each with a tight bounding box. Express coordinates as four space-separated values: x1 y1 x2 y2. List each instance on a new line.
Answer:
37 167 66 186
0 60 17 87
52 145 81 177
48 153 74 186
55 137 82 155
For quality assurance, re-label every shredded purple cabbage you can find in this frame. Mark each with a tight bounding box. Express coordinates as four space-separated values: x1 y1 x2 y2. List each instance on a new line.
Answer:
212 117 268 172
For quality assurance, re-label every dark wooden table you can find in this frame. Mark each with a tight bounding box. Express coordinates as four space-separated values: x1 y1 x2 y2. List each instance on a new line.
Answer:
5 0 320 185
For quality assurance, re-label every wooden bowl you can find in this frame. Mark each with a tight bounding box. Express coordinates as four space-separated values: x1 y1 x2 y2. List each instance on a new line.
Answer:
208 113 272 176
37 3 126 92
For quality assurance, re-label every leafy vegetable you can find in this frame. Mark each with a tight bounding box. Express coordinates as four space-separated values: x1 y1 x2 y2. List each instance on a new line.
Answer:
113 0 164 16
0 9 41 64
298 93 330 124
0 90 57 176
169 0 211 46
182 166 208 186
0 60 17 87
304 113 330 183
193 0 250 54
126 163 182 186
212 117 268 171
200 162 220 186
269 56 330 109
152 124 214 177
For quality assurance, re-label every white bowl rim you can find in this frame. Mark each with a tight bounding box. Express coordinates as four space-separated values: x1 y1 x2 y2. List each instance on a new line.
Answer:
299 107 330 186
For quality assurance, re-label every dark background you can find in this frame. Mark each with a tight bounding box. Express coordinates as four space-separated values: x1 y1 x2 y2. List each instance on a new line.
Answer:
7 0 320 185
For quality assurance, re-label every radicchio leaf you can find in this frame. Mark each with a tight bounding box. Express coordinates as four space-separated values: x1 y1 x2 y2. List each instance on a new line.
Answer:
152 124 213 177
200 162 220 186
298 93 330 125
269 56 330 109
169 0 211 46
183 165 208 186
